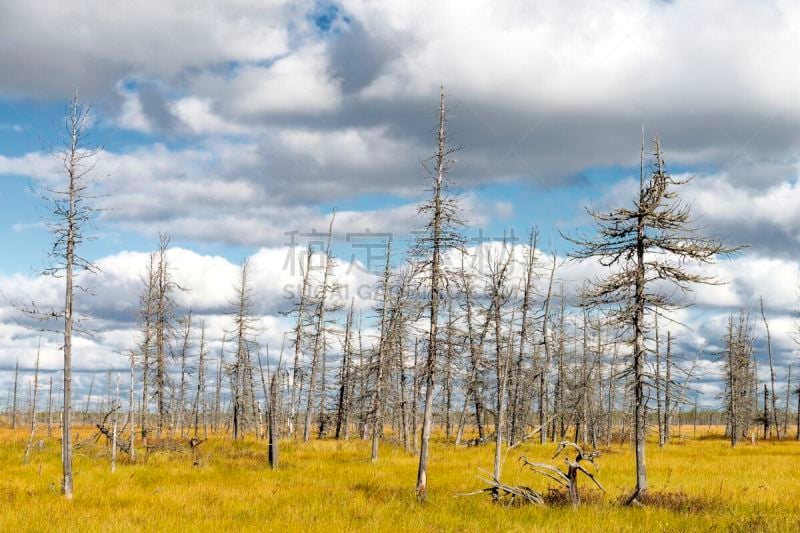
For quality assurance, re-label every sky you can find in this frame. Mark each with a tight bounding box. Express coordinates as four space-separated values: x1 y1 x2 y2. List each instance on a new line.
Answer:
0 0 799 408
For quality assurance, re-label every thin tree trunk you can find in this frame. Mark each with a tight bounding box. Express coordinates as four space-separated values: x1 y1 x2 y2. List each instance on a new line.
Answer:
632 137 649 499
24 344 41 464
304 216 335 442
47 376 53 439
760 297 780 439
129 352 136 461
111 375 119 473
290 249 313 438
11 360 19 430
371 243 392 462
416 87 448 502
664 331 671 444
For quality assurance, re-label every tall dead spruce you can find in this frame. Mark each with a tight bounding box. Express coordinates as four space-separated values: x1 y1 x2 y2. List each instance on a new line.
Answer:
27 93 102 498
412 86 463 501
303 214 341 442
230 259 259 440
566 136 737 503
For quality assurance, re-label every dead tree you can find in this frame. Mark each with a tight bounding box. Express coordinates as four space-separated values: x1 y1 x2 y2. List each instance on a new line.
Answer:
230 259 259 440
566 136 737 502
84 375 95 425
47 376 53 438
257 345 282 469
334 300 355 440
289 248 313 437
510 229 538 446
303 212 338 442
760 297 780 439
371 247 415 460
32 93 102 499
370 241 393 461
111 375 119 473
540 253 557 445
455 249 488 446
137 252 157 447
411 338 420 452
153 234 180 438
442 297 455 442
521 441 604 506
267 368 282 469
128 351 136 460
784 364 792 438
412 86 463 501
23 344 41 464
303 214 340 442
11 359 19 430
213 349 223 434
175 310 193 438
489 242 514 486
663 331 672 444
655 313 663 446
192 321 208 439
723 311 756 447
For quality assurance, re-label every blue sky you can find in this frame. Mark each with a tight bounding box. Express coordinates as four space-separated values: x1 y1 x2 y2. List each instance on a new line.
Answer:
0 0 799 406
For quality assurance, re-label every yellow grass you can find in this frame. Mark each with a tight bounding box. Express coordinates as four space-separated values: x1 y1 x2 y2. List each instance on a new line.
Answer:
2 426 799 532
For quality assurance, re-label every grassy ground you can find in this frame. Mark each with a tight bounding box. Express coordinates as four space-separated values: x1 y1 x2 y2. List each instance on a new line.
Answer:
2 426 799 532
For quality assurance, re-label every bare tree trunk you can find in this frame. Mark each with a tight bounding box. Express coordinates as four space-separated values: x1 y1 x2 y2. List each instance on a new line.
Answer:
784 364 791 438
111 375 119 473
490 254 513 486
24 345 41 463
398 333 410 451
193 322 207 439
154 235 172 438
60 95 89 498
129 352 136 461
268 371 280 470
760 297 780 439
214 351 223 435
540 254 556 444
47 376 53 439
510 230 537 446
304 215 336 442
290 249 313 438
442 298 454 443
606 341 619 446
177 311 192 438
11 360 19 430
655 313 664 447
139 252 156 448
335 300 355 440
416 86 455 501
411 338 420 453
371 242 393 461
458 251 486 444
664 331 671 444
632 139 648 499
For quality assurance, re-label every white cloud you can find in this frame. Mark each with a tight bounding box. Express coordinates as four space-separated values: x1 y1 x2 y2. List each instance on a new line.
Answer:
224 47 342 116
0 0 309 98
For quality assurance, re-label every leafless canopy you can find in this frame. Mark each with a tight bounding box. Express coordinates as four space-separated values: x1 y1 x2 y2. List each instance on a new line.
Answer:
567 137 739 320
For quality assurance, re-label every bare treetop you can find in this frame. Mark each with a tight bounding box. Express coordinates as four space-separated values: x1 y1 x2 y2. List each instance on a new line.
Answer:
567 137 740 318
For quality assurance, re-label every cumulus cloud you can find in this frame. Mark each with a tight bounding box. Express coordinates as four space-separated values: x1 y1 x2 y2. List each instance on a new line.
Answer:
1 0 800 405
0 0 308 99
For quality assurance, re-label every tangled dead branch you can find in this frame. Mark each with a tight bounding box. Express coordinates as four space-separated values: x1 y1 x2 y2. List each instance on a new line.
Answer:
521 441 605 505
460 469 544 506
462 439 603 507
